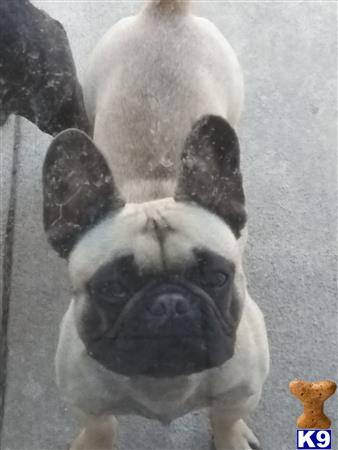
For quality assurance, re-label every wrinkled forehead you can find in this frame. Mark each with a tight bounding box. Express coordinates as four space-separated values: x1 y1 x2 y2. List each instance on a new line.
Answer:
69 198 240 287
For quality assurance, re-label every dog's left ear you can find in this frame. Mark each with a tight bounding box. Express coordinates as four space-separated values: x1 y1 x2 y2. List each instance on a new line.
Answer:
43 129 125 259
175 115 246 238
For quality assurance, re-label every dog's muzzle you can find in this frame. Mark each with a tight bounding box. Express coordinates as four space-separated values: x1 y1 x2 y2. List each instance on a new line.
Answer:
79 280 238 378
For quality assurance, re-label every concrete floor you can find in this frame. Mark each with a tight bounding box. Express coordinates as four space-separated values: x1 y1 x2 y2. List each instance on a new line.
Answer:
1 1 337 450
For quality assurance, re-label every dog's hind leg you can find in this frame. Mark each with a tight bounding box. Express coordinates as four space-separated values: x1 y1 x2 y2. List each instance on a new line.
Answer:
70 415 118 450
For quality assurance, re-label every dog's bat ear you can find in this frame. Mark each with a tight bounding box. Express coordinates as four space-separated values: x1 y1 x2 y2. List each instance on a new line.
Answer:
43 129 125 259
175 115 247 238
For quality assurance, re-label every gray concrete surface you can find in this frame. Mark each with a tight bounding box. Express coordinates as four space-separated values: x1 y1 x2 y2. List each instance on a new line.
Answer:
1 1 337 450
0 117 15 246
1 116 18 421
1 117 15 308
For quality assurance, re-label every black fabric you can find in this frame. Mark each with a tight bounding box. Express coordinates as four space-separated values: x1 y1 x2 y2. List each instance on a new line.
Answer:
0 0 90 135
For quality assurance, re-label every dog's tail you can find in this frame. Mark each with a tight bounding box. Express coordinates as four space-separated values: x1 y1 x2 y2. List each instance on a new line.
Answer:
146 0 191 14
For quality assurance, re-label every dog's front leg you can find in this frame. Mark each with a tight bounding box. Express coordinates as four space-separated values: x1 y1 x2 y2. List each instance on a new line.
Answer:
210 409 260 450
70 415 118 450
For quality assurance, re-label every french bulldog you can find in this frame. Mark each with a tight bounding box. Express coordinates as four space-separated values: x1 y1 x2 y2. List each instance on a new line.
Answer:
42 0 269 449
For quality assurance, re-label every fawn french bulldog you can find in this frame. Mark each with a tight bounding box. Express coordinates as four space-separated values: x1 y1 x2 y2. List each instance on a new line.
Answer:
43 1 269 448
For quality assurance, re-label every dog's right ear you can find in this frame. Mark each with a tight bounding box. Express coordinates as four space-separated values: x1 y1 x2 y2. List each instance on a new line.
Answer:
175 115 246 238
43 129 125 259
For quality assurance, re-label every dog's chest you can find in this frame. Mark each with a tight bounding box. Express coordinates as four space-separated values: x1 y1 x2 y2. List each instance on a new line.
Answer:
59 353 210 422
82 373 209 423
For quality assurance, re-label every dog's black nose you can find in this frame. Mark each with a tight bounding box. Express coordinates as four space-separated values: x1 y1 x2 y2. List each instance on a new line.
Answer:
148 293 189 317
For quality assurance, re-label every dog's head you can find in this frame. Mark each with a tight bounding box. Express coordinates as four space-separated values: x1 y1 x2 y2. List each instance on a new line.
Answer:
43 115 247 378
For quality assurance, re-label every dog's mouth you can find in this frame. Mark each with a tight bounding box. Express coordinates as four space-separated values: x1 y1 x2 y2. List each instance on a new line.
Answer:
79 280 239 378
86 334 233 378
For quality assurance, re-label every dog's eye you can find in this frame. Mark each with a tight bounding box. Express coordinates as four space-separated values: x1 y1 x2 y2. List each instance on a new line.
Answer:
96 281 128 299
203 272 229 289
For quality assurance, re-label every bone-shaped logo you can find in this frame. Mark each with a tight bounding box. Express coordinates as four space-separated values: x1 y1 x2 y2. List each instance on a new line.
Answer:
289 379 337 429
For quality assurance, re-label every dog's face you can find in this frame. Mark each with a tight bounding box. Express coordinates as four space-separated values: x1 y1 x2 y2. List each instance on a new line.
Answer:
68 199 245 377
43 115 247 378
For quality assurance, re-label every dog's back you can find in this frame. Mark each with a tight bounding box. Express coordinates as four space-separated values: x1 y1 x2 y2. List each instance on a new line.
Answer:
84 0 244 201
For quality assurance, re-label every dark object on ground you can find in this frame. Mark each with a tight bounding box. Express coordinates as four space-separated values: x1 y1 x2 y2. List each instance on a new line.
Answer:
0 0 90 136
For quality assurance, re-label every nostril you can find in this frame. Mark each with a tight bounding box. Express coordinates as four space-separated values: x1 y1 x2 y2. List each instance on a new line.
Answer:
174 298 188 315
149 300 167 316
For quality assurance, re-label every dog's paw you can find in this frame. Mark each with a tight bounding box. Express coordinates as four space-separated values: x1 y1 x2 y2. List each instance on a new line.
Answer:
69 430 114 450
212 419 261 450
69 417 117 450
249 442 262 450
